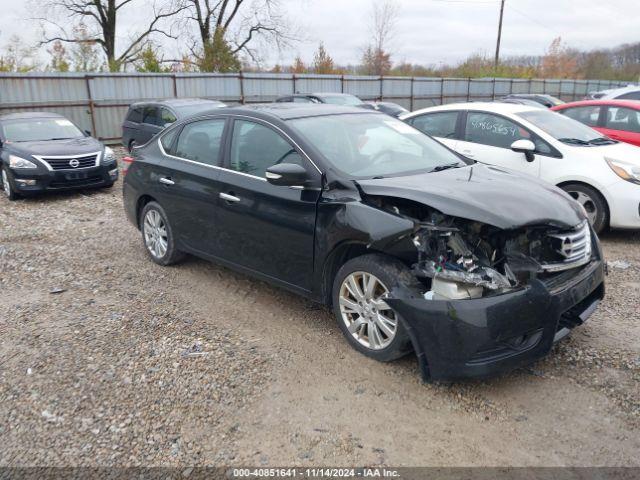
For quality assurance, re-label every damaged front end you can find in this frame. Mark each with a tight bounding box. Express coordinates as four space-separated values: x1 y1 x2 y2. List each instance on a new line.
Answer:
364 194 594 301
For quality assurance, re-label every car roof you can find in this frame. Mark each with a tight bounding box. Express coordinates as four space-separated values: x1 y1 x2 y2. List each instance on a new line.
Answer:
552 99 640 110
403 101 539 118
291 92 357 98
600 85 640 97
130 98 223 108
198 103 375 120
0 111 65 121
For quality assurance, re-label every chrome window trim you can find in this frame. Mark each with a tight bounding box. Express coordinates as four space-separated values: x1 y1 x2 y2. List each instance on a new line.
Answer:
33 151 103 171
157 113 323 183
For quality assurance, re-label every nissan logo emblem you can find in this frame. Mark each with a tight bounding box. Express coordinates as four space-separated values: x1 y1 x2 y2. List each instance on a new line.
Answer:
69 158 80 168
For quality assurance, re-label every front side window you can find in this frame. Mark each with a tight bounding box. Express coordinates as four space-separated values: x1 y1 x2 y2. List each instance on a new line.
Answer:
1 118 84 142
173 119 225 166
230 120 304 178
560 106 601 127
293 97 314 103
464 112 532 149
160 108 177 126
142 106 159 126
289 113 468 178
605 107 640 133
410 112 458 139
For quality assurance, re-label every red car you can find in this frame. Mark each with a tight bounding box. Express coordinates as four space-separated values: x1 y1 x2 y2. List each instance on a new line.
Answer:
551 99 640 147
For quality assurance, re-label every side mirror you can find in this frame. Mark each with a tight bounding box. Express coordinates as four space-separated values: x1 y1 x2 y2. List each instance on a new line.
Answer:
511 139 536 162
265 163 309 187
84 130 92 137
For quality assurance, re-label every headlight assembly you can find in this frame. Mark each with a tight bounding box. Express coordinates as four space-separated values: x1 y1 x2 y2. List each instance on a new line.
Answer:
606 158 640 185
103 146 117 164
9 155 37 169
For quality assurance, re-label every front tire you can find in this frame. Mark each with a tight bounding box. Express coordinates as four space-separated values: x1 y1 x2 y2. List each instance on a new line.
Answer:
2 166 19 201
332 253 416 362
140 201 184 266
560 183 608 234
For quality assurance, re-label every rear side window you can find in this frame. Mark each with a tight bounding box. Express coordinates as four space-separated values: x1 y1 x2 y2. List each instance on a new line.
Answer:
559 106 601 127
293 97 313 103
464 112 531 149
173 119 226 166
126 107 143 123
229 120 303 178
409 112 458 138
160 108 177 127
605 107 640 133
142 106 159 126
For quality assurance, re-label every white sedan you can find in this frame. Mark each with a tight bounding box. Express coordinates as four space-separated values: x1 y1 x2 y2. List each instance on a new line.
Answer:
401 102 640 233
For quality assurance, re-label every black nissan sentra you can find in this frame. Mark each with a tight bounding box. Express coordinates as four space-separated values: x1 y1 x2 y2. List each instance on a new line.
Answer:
123 104 605 381
0 112 118 200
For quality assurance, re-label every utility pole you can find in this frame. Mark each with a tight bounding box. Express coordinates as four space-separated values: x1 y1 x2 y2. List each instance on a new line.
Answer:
494 0 506 70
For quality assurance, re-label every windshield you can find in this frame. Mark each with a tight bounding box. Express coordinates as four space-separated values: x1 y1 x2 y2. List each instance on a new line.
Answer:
176 102 225 117
517 109 605 145
320 95 364 106
2 118 84 142
289 113 468 178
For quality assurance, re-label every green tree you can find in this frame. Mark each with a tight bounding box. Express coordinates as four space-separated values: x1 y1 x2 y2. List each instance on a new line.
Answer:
198 28 241 72
312 42 334 74
135 44 171 72
291 55 306 73
48 41 70 72
0 35 39 72
70 23 103 72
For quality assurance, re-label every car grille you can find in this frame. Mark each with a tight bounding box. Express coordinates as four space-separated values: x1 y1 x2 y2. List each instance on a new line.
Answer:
38 153 99 171
541 221 592 273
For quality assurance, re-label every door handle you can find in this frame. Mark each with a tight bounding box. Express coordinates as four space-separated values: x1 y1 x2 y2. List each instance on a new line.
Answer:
159 177 174 185
220 192 241 203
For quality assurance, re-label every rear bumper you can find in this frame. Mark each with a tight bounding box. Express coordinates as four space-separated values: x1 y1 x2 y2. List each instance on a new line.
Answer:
10 163 118 193
387 259 605 381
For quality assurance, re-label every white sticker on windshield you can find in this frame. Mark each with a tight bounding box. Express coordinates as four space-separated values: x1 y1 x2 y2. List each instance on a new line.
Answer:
384 120 418 134
55 119 74 127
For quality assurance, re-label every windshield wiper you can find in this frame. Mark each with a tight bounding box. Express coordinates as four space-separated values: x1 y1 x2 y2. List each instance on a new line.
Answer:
558 137 590 146
588 136 617 145
431 163 463 172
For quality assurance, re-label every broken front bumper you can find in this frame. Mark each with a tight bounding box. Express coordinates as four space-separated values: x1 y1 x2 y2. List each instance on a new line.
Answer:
387 259 605 381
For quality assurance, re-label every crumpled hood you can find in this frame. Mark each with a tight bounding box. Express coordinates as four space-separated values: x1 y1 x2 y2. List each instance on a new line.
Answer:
7 137 104 158
356 163 585 230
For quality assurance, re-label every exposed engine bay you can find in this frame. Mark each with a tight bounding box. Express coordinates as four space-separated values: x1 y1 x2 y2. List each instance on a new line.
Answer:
363 194 593 300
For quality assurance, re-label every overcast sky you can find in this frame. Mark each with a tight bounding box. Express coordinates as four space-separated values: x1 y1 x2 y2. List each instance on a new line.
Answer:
0 0 638 67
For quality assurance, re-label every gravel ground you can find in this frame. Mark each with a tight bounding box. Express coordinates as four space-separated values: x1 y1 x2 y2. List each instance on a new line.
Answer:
0 147 639 467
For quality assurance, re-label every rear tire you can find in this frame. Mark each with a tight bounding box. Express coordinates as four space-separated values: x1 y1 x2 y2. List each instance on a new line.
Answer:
140 201 185 266
332 253 417 362
560 183 608 234
2 166 20 201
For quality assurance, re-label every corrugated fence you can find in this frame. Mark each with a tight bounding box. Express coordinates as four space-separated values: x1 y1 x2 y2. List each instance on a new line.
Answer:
0 72 630 144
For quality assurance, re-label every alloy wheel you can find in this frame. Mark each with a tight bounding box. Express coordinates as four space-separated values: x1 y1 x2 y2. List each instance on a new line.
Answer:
338 271 397 350
566 190 597 225
143 209 168 259
2 169 11 198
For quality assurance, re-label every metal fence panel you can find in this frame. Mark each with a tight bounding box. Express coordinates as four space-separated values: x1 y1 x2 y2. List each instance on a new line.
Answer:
343 76 380 98
176 74 240 101
0 73 634 143
0 74 88 105
294 74 342 93
89 74 175 102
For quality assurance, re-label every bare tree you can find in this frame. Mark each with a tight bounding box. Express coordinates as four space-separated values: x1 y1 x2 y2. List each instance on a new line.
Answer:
361 0 399 76
36 0 186 71
180 0 296 70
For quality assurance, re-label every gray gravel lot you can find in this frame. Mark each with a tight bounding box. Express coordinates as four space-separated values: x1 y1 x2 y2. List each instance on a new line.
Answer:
0 148 639 467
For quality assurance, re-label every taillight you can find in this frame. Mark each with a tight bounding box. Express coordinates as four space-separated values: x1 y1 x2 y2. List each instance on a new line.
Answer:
122 156 134 176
